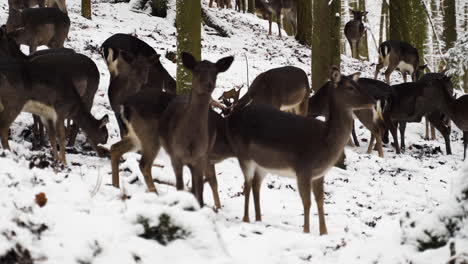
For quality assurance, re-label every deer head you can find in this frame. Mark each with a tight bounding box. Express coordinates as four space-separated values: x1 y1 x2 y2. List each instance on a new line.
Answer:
351 10 368 21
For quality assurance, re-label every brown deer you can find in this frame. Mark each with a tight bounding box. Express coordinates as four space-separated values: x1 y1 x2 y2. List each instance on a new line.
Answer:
374 40 427 84
6 7 70 54
7 0 67 14
0 28 104 154
309 77 389 158
0 57 109 164
226 67 374 234
227 66 310 116
257 0 296 38
344 10 367 59
159 53 234 206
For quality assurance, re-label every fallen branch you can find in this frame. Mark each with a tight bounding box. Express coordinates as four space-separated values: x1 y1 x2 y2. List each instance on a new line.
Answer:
201 8 232 37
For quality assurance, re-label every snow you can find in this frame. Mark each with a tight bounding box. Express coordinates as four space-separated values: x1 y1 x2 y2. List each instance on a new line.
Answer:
0 0 467 263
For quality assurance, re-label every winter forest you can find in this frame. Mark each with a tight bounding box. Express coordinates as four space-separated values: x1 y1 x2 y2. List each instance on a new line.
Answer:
0 0 467 263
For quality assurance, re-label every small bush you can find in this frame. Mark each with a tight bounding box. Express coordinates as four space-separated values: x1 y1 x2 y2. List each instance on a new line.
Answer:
137 213 190 245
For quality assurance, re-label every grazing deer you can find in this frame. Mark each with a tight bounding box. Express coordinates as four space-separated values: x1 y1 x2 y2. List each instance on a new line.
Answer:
6 7 70 54
0 57 109 164
383 73 453 155
233 66 310 116
257 0 297 38
226 67 374 234
309 78 389 157
374 40 427 84
344 10 368 59
0 28 104 154
159 53 234 206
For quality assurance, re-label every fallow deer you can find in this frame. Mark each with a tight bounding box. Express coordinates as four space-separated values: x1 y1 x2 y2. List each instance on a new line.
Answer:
344 10 367 59
226 67 374 234
0 57 109 164
231 66 310 116
257 0 297 38
159 53 234 206
374 40 427 84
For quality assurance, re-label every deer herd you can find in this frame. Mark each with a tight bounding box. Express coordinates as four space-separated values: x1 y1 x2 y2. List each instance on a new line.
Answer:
0 0 467 236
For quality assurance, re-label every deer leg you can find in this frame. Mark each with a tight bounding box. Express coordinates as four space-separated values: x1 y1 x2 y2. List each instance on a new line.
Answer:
297 174 312 234
268 14 273 36
425 118 430 140
239 160 255 223
384 64 397 85
45 119 59 162
402 72 408 83
56 118 67 165
0 116 12 150
355 39 360 59
312 176 327 235
399 122 406 151
367 133 375 154
205 164 221 210
431 123 436 140
384 113 400 154
209 0 214 7
171 159 184 191
29 44 38 54
376 133 384 158
110 137 136 189
252 170 266 222
189 163 205 207
374 62 384 80
32 115 45 149
67 122 79 147
352 121 360 147
139 146 159 194
277 11 283 39
430 117 452 155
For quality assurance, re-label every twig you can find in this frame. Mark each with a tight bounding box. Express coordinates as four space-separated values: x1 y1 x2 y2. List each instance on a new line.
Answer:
244 53 249 87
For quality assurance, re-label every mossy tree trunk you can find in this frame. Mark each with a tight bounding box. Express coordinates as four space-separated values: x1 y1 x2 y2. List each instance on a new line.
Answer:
81 0 91 19
296 0 312 46
248 0 255 13
389 0 427 60
378 0 389 44
176 0 201 94
152 0 168 18
442 0 456 50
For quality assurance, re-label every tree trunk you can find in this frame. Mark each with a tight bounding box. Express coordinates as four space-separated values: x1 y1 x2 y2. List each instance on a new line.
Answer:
248 0 255 13
390 0 427 61
152 0 167 18
442 0 456 50
176 0 201 94
378 0 388 44
296 0 312 45
81 0 91 19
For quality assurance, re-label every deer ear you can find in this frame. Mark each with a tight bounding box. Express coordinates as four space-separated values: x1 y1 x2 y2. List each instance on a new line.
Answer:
99 114 109 128
330 66 341 84
216 56 234 73
120 50 135 64
350 72 361 82
181 52 197 70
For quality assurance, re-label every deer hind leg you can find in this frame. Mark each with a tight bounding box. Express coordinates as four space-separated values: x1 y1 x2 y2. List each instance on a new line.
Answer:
367 133 375 154
110 137 136 188
375 133 384 158
384 63 397 85
32 115 45 150
239 160 256 223
55 118 67 165
205 164 221 210
252 170 266 222
430 117 452 155
277 11 282 38
297 174 312 233
171 158 185 191
312 176 327 235
45 119 59 161
268 14 273 36
398 122 406 151
352 121 360 147
139 145 159 193
188 163 205 207
374 62 384 80
431 123 436 140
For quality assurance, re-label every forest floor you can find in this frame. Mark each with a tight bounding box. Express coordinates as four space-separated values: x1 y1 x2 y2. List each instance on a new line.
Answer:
0 0 467 263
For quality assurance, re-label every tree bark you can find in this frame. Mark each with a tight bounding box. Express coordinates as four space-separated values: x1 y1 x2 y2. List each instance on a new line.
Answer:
390 0 427 59
152 0 167 18
81 0 91 19
442 0 456 50
248 0 255 13
296 0 312 46
176 0 201 94
378 0 388 44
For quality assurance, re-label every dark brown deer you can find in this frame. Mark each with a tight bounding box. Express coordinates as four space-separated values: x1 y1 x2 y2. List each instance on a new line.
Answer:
383 73 453 155
309 78 389 157
344 10 367 59
6 7 70 54
7 0 67 14
228 66 310 116
226 67 374 234
0 28 103 153
159 53 234 206
257 0 296 38
0 57 109 164
374 40 427 84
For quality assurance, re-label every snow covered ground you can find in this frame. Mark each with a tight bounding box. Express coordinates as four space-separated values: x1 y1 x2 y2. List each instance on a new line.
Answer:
0 0 467 263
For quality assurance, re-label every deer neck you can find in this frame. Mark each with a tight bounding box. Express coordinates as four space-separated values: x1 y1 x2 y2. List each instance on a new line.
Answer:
187 85 212 124
324 90 354 149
